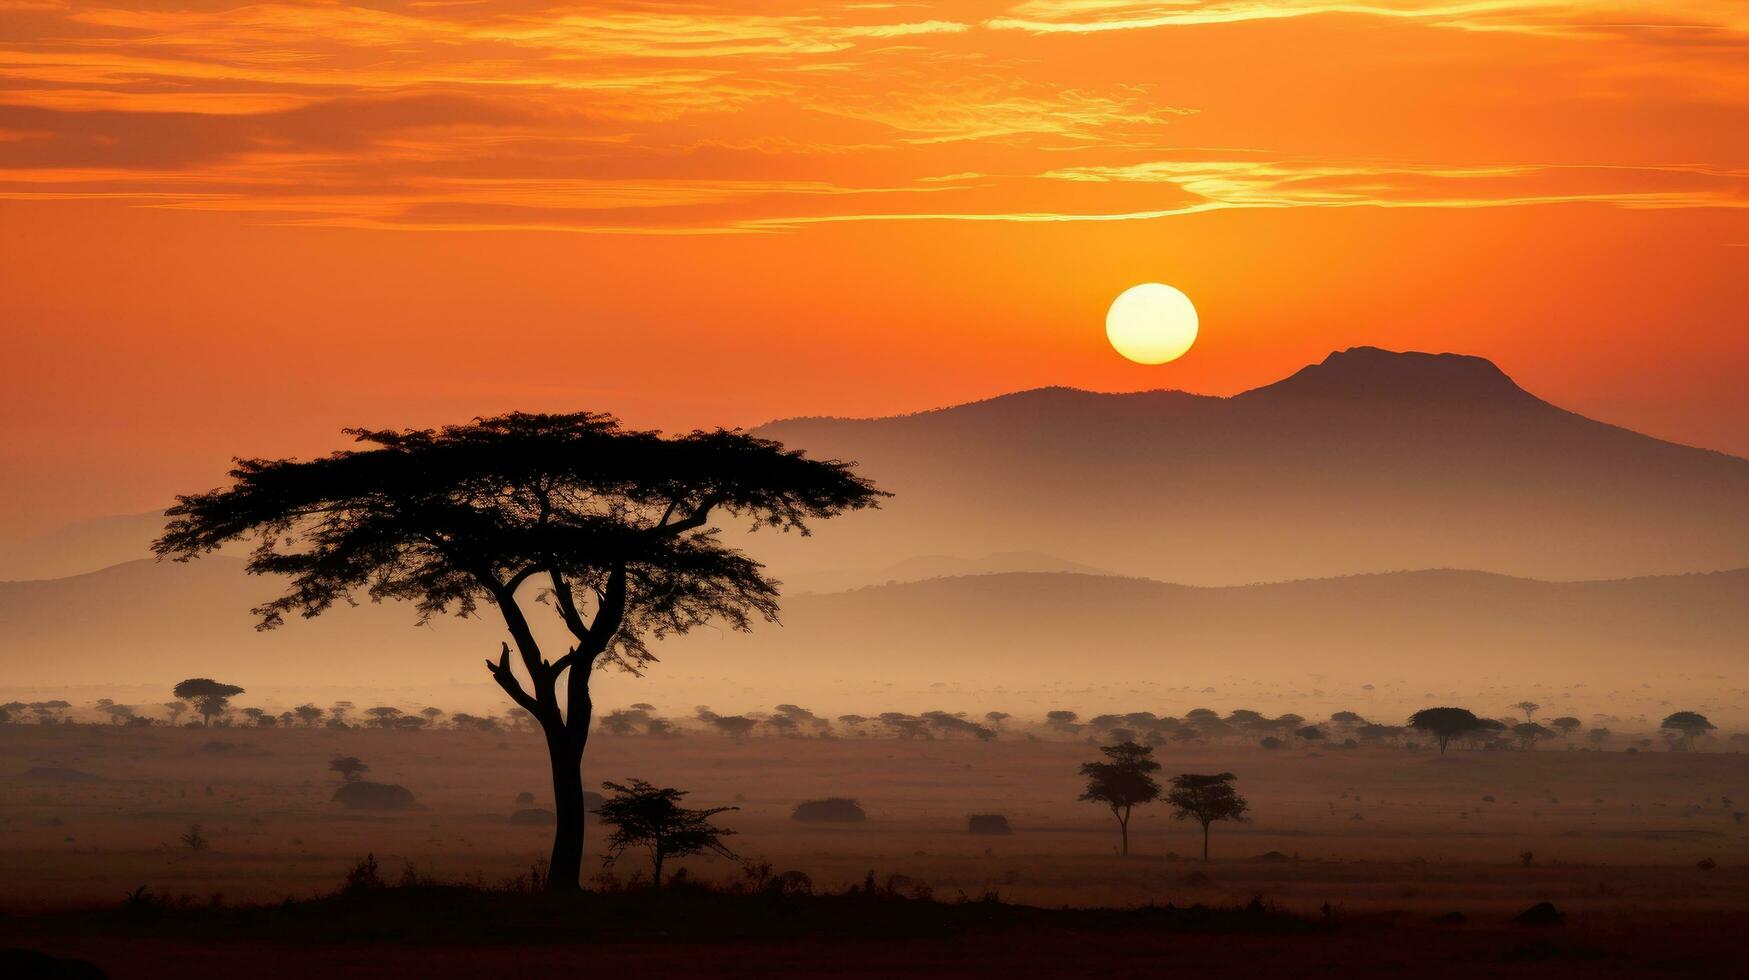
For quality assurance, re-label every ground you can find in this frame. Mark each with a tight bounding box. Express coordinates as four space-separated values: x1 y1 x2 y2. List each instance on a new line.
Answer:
2 724 1746 976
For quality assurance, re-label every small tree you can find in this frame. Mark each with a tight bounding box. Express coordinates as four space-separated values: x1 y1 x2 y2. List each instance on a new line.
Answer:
594 778 737 889
365 706 403 729
1078 741 1161 857
1550 717 1581 740
163 701 188 726
294 703 324 727
329 756 369 782
1588 727 1611 749
420 707 445 726
1166 772 1249 862
1408 707 1486 754
1511 701 1540 722
173 678 244 727
1513 722 1553 750
1660 711 1716 750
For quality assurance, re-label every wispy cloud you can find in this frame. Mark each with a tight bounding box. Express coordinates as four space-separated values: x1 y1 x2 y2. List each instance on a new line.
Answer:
0 1 1743 232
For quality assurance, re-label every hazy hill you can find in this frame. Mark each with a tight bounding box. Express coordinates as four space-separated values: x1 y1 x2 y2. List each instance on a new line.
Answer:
9 348 1749 588
749 347 1749 584
2 558 1744 695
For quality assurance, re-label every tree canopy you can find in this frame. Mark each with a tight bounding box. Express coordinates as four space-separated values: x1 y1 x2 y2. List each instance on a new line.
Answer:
1407 707 1487 754
172 678 245 726
1660 711 1716 748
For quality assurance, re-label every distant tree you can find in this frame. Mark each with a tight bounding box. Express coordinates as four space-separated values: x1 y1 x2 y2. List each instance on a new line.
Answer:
364 706 403 729
1078 741 1162 857
1549 717 1581 740
1046 710 1081 731
95 699 135 725
294 704 324 727
594 778 737 889
1408 707 1486 755
877 712 930 739
173 678 244 727
241 707 266 726
329 757 369 782
1330 711 1365 726
278 710 295 727
163 702 188 726
1660 711 1716 750
1587 727 1611 749
984 711 1011 729
696 708 759 738
1511 701 1540 722
420 707 445 726
1295 725 1326 743
1166 772 1249 862
329 702 354 726
154 412 880 891
1513 722 1553 750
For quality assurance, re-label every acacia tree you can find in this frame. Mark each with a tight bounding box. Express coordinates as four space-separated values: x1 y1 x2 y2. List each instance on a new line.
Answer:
1511 701 1540 722
1660 711 1716 750
1407 707 1486 755
1166 772 1249 862
173 678 244 726
1079 740 1162 856
153 412 882 890
1549 716 1581 741
594 778 738 889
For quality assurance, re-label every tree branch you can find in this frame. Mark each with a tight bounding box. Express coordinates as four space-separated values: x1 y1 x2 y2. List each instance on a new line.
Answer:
485 642 541 715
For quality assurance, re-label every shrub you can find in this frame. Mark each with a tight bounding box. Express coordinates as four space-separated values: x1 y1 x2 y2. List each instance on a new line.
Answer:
967 813 1013 835
333 781 417 810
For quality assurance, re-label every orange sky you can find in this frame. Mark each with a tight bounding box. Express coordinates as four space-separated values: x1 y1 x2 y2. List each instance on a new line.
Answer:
2 1 1747 538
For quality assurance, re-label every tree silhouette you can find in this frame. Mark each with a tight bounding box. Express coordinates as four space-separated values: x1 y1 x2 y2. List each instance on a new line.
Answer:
1407 707 1486 754
594 778 738 889
1166 772 1249 862
163 701 188 726
1587 727 1611 749
1549 716 1581 740
365 706 403 729
1660 711 1716 750
1079 741 1161 856
294 704 324 727
328 757 368 782
1512 722 1553 750
153 411 882 890
1511 701 1540 722
172 678 244 727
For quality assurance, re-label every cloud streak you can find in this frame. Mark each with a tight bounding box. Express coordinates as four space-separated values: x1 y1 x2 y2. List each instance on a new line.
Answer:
0 1 1744 232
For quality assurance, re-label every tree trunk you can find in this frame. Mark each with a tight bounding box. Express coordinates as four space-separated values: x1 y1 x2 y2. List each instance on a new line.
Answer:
1202 821 1211 862
652 846 665 890
544 725 588 892
1116 806 1130 857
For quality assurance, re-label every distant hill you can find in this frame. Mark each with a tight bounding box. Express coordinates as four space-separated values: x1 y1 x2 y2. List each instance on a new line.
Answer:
1 557 1743 691
749 347 1749 585
0 511 165 582
15 348 1749 588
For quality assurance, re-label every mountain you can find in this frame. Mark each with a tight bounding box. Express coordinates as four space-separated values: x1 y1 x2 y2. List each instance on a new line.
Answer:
0 511 166 582
789 551 1111 594
747 347 1749 585
1 559 1744 699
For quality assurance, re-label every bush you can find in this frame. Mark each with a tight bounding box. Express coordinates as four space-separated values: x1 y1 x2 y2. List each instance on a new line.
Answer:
791 797 867 822
333 781 417 810
967 813 1013 835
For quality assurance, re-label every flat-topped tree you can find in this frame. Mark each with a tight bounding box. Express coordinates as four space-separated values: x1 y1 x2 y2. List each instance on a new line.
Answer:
153 411 884 890
1408 706 1486 755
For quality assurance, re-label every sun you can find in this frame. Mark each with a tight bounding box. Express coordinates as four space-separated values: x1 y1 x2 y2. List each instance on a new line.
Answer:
1106 283 1198 365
